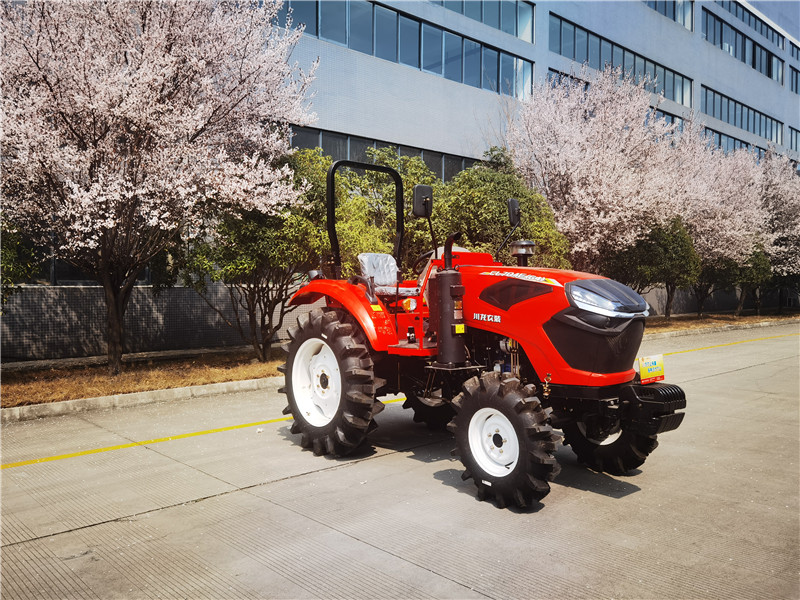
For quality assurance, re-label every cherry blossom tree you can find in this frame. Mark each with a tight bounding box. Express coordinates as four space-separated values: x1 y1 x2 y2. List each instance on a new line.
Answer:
1 0 314 373
507 67 680 273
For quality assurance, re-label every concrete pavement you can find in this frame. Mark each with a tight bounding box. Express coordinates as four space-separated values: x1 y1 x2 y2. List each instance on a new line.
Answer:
1 322 798 599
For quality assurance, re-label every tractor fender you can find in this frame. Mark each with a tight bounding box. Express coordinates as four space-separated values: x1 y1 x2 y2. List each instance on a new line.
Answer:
289 280 399 351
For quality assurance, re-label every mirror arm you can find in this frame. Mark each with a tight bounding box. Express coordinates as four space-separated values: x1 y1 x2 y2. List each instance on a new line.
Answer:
495 222 520 263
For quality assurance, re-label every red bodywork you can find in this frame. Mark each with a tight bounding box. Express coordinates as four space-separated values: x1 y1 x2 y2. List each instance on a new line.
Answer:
289 250 638 388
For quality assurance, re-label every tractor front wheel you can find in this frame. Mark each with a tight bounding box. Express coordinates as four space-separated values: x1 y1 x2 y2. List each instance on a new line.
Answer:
449 372 561 509
561 417 658 475
281 308 381 456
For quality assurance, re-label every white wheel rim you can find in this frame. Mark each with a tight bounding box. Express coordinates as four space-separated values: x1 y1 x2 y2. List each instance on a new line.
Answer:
468 407 520 478
577 421 622 446
292 338 341 427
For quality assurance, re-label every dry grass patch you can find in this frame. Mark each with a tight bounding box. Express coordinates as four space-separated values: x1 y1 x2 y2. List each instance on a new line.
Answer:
1 351 283 408
645 312 800 333
2 312 798 409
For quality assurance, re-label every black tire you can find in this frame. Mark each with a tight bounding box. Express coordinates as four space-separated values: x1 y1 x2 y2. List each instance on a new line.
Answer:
279 308 382 457
402 391 456 430
561 418 658 475
449 372 561 509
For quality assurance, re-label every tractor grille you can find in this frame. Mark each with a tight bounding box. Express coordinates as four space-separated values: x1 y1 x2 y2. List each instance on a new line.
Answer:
543 309 645 374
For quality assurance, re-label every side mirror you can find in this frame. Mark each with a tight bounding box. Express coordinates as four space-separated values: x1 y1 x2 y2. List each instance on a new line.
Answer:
508 198 520 227
413 185 433 218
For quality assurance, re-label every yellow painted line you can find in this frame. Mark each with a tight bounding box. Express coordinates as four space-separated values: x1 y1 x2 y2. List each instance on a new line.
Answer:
663 332 799 356
4 333 795 471
1 416 291 470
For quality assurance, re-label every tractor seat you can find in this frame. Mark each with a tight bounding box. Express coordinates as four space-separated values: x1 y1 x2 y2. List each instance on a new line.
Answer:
358 253 420 297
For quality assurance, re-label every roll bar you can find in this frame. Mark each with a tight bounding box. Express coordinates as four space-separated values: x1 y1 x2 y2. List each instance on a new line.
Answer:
326 160 404 279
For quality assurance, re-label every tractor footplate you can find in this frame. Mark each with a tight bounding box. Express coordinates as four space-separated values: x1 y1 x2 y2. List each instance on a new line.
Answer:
620 383 686 436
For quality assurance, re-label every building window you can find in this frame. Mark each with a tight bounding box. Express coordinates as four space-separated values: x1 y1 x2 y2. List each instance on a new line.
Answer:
791 42 800 61
319 0 347 45
643 1 693 30
399 15 420 68
705 127 766 156
349 2 373 54
422 23 444 74
790 127 800 153
286 1 533 100
438 0 535 43
790 66 799 95
291 126 478 181
375 6 398 62
444 32 463 82
548 13 693 107
701 86 783 145
714 0 784 50
702 9 784 85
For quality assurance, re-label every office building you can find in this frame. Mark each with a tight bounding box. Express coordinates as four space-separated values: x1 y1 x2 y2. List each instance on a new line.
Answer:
283 0 800 178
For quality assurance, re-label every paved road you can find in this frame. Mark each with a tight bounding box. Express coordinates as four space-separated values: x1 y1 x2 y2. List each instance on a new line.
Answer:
2 323 798 599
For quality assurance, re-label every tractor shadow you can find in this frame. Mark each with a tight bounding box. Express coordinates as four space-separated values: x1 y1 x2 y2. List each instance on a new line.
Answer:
278 401 641 501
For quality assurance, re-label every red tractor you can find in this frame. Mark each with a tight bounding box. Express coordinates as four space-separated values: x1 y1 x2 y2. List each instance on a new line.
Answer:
280 161 685 508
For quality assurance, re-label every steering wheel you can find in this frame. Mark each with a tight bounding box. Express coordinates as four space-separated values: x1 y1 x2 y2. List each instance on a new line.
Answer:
412 250 435 276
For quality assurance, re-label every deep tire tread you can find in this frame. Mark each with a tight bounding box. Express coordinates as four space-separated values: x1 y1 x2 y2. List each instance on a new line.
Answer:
449 371 561 509
281 307 378 457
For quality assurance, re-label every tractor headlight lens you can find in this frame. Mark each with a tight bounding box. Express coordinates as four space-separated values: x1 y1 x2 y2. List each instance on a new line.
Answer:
569 285 619 313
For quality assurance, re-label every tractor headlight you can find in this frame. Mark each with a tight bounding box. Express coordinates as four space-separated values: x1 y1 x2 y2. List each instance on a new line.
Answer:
569 285 620 313
566 280 649 318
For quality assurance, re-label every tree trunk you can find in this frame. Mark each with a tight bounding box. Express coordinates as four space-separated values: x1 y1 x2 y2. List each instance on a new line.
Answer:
101 272 137 376
664 284 676 319
735 287 748 317
692 283 713 318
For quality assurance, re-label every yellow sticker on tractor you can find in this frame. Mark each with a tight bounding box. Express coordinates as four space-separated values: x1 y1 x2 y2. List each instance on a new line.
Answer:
454 323 465 334
370 304 383 311
638 354 665 384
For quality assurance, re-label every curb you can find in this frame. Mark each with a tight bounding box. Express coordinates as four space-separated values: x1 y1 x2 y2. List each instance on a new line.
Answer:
1 376 284 424
3 320 797 425
642 319 800 340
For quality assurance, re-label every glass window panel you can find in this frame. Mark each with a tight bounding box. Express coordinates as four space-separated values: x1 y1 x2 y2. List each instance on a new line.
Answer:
501 1 516 35
735 103 742 128
349 136 374 162
399 16 420 67
484 1 500 28
518 2 533 43
500 52 515 95
320 0 347 45
291 1 318 36
464 0 482 20
349 1 373 54
601 40 613 68
588 34 601 69
561 21 575 59
444 155 463 181
444 32 463 82
645 60 655 89
549 15 561 53
623 49 634 76
422 23 443 73
423 151 443 178
292 126 320 150
375 6 397 61
516 58 532 100
634 55 645 83
444 0 463 12
483 46 499 91
399 146 422 158
664 70 674 100
683 77 691 106
674 75 684 105
655 65 665 94
575 28 588 64
322 131 348 161
613 45 623 70
464 39 481 87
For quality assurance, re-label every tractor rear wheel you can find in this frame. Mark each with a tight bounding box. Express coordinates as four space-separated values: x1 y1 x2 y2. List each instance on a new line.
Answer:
561 418 658 475
449 372 561 509
280 308 381 457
